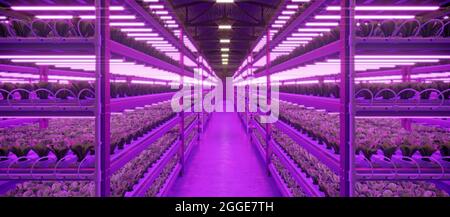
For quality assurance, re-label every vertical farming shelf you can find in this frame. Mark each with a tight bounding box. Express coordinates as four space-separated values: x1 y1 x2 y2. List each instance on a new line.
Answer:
235 0 450 197
0 0 217 197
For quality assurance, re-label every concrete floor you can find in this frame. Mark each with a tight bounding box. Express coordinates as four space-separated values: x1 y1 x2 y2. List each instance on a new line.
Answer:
167 112 281 197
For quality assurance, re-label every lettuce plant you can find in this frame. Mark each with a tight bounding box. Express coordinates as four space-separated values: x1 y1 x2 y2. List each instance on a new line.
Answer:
379 142 396 160
0 144 10 159
12 20 31 37
10 140 32 160
32 140 51 159
70 140 93 162
440 142 450 161
50 141 69 161
31 20 52 37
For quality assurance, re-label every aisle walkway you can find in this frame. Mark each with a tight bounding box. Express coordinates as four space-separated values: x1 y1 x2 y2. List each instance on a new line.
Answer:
167 112 280 197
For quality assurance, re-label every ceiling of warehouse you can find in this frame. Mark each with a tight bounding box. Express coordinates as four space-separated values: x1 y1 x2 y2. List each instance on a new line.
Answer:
169 0 281 79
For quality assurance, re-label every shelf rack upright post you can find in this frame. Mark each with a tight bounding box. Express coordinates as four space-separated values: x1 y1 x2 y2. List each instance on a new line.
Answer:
339 0 356 197
94 0 111 197
265 29 273 175
179 29 185 177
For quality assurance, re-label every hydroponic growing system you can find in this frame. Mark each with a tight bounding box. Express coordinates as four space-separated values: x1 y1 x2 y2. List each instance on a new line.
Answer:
0 0 449 197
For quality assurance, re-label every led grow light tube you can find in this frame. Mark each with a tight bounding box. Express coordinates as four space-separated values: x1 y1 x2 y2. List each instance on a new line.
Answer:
305 22 339 27
356 55 450 59
326 6 440 11
11 6 124 11
12 59 124 63
80 15 136 20
327 59 440 63
120 28 153 32
292 33 321 36
298 28 331 32
110 22 145 27
127 33 159 37
149 5 164 9
0 55 95 59
35 15 73 19
134 37 164 41
315 15 415 19
218 25 232 29
286 37 313 41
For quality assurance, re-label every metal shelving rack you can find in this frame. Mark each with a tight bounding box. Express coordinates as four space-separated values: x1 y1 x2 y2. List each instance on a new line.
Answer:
235 0 450 197
0 0 214 196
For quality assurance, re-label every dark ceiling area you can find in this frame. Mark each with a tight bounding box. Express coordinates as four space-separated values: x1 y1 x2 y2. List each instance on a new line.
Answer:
169 0 281 78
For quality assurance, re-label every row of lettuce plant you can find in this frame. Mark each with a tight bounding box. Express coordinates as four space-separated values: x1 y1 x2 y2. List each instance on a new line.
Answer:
254 18 450 74
269 124 448 197
144 116 202 197
0 19 189 68
0 102 178 162
4 115 197 197
252 127 307 197
0 81 178 101
279 82 450 100
279 101 450 161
